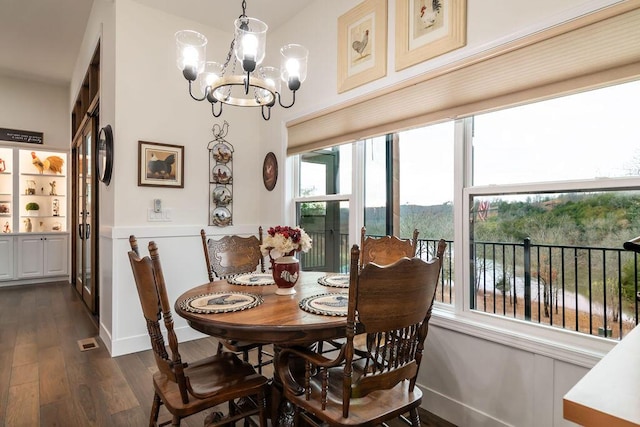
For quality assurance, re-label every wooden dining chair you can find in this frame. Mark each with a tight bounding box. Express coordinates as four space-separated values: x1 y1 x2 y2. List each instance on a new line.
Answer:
277 241 445 427
200 228 272 373
128 235 268 427
359 226 419 270
200 227 265 281
318 227 421 355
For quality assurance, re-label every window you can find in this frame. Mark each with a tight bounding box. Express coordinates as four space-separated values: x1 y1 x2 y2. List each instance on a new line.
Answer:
468 79 640 339
296 145 353 273
294 78 640 340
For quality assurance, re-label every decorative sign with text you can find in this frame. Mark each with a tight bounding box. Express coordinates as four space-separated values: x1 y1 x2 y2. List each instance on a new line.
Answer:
0 127 43 144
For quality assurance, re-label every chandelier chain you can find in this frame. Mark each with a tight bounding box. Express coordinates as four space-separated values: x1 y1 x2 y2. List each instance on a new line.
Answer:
240 0 247 18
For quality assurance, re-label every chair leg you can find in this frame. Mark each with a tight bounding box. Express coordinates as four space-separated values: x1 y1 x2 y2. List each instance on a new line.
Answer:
217 341 224 355
408 408 420 426
149 392 161 427
171 414 181 426
256 345 263 373
257 389 268 427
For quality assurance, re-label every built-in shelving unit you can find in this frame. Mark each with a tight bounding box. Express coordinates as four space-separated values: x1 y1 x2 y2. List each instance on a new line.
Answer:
0 145 69 284
18 149 67 233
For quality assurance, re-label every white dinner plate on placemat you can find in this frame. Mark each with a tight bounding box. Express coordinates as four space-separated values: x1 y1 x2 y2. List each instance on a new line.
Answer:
227 272 275 286
179 292 263 314
299 293 349 317
317 273 350 288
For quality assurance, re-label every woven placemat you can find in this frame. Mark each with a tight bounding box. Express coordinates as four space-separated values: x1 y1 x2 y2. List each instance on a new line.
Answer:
227 272 275 286
299 293 349 317
179 292 263 314
317 273 350 288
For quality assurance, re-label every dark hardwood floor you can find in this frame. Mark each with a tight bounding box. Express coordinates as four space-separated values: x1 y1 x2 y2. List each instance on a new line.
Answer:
0 281 455 426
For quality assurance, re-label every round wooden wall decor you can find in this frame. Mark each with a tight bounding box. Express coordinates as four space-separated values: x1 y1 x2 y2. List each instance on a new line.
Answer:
262 152 278 191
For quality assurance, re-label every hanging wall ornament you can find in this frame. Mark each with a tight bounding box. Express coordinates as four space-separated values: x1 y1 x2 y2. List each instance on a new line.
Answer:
208 121 233 227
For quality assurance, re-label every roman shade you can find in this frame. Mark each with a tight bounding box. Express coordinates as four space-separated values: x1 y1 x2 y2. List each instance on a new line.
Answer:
287 2 640 155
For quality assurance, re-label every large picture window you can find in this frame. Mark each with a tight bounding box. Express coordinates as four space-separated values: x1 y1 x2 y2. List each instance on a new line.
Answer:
468 79 640 339
295 78 640 340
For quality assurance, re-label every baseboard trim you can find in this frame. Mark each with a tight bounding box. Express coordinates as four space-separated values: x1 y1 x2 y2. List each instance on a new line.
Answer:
420 386 511 427
106 324 207 357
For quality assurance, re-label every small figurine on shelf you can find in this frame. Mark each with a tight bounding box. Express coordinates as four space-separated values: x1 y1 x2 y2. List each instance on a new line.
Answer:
31 152 64 174
40 186 44 195
52 222 61 231
0 158 5 172
25 179 36 195
52 199 60 216
39 221 44 232
49 181 57 195
24 218 32 232
2 221 9 233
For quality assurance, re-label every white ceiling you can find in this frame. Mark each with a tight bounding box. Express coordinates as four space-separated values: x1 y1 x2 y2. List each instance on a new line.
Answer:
0 0 313 86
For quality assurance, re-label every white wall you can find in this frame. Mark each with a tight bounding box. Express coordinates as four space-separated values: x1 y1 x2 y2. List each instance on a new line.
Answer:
0 75 69 150
69 0 276 355
66 0 626 425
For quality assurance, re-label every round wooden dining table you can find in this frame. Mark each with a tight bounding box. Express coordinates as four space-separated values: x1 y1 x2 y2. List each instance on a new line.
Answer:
175 271 350 427
174 271 348 346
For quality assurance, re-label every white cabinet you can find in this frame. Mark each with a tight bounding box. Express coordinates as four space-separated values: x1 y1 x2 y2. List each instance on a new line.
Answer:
0 235 14 280
17 234 68 278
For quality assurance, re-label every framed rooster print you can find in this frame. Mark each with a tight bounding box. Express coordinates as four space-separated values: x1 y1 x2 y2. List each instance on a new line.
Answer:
337 0 387 93
138 141 184 188
395 0 467 71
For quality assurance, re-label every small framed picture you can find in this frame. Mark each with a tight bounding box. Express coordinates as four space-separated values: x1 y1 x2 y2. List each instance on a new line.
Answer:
138 141 184 188
395 0 467 71
337 0 387 93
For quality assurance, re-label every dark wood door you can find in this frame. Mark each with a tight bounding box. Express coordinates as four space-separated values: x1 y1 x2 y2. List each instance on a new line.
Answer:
72 115 98 313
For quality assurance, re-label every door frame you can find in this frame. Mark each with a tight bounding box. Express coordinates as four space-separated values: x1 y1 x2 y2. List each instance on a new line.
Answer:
71 108 99 314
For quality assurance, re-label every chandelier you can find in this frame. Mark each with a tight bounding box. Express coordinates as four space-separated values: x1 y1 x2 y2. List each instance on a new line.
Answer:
175 0 308 120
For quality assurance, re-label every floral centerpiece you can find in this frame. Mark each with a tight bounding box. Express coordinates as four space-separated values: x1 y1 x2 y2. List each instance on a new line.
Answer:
261 225 312 259
261 226 312 295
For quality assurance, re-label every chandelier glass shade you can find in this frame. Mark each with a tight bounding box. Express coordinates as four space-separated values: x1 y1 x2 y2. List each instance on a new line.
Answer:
175 1 308 120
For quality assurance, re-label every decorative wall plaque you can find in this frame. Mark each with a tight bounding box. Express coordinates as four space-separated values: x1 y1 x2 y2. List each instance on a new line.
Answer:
208 121 233 227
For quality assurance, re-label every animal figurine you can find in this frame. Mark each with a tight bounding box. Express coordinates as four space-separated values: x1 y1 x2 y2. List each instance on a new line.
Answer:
31 152 64 174
49 181 57 195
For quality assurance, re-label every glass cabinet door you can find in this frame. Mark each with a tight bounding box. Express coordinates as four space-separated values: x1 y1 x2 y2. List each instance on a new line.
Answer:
73 117 97 313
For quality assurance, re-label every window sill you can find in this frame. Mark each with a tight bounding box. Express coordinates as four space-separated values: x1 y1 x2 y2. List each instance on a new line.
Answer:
431 303 616 368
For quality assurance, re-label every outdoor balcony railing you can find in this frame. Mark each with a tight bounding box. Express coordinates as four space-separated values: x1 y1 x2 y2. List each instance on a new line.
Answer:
471 238 639 340
301 232 639 340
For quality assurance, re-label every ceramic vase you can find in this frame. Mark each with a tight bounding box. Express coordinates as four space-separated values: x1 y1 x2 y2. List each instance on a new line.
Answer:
271 251 300 295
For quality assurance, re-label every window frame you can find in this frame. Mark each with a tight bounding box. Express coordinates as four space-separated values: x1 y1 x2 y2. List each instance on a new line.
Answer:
292 106 630 366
